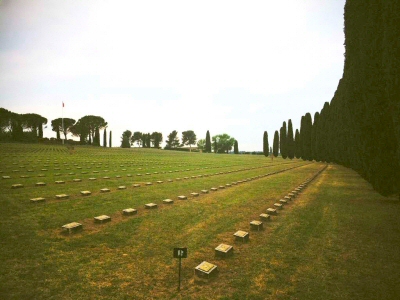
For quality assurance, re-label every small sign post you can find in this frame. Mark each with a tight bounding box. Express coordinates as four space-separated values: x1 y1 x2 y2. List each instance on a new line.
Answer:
173 247 187 291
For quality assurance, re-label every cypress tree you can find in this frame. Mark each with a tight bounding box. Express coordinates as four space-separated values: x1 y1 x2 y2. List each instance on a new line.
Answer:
273 130 279 157
287 119 294 159
263 131 269 157
280 121 287 159
109 131 112 147
294 129 301 159
103 128 107 147
205 130 211 153
234 140 239 154
311 112 319 161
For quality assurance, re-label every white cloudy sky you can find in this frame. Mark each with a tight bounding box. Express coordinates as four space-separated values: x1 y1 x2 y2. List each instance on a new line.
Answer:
0 0 345 151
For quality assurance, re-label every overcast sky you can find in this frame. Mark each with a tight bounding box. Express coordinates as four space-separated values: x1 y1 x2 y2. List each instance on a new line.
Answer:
0 0 345 151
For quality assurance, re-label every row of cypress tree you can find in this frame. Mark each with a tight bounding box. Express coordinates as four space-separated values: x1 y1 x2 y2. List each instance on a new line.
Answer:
270 0 399 198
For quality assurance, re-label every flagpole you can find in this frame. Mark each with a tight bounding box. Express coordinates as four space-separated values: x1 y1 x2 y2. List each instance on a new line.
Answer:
62 102 64 145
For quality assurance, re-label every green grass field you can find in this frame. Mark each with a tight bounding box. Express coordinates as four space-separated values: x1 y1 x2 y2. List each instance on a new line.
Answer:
0 143 399 299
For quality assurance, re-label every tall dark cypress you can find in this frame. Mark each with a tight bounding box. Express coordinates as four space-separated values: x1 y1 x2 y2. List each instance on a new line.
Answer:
280 121 287 159
263 131 269 157
287 119 294 159
103 128 107 147
273 130 279 157
109 131 112 147
311 112 319 161
294 129 301 159
234 140 239 154
205 130 211 153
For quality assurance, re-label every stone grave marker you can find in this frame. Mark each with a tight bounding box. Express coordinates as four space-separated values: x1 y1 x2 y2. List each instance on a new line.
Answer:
250 220 263 231
218 185 225 189
163 199 174 204
279 199 288 204
274 203 283 209
73 179 82 182
190 192 199 197
118 186 127 190
94 215 111 223
145 203 158 209
284 195 291 201
89 178 96 181
146 182 152 186
156 181 163 184
195 261 218 278
30 197 46 203
103 176 110 179
55 194 69 199
266 208 277 215
100 188 110 193
288 192 295 198
201 190 209 194
55 180 65 184
11 184 23 189
211 187 218 191
234 230 249 242
62 222 82 234
259 213 271 221
215 244 233 257
123 208 137 216
80 191 91 196
35 182 46 186
178 195 187 200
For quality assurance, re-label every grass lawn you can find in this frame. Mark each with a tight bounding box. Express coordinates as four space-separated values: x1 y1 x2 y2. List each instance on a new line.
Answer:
0 144 399 299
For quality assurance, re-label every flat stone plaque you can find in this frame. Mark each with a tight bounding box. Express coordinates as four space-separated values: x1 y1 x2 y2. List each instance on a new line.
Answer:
279 199 288 204
284 195 291 201
218 185 225 189
250 220 263 231
36 182 46 186
266 208 277 215
55 180 65 184
30 197 45 203
274 203 283 209
62 222 82 234
211 187 218 191
73 179 82 182
178 195 187 200
163 199 174 204
225 184 231 187
118 186 127 190
116 175 121 178
56 194 69 199
145 203 158 209
89 178 96 181
133 184 141 187
195 261 218 278
100 188 110 193
103 176 110 179
190 192 199 197
156 181 163 184
259 213 271 221
146 182 152 186
94 215 111 223
215 243 233 257
11 184 23 189
234 230 249 242
123 208 137 215
288 192 295 198
201 190 209 194
81 191 91 196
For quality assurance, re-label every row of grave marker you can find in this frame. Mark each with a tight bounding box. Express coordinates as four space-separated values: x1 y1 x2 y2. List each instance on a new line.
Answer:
195 165 328 278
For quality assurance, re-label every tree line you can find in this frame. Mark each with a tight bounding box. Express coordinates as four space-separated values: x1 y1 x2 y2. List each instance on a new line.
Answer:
265 0 399 198
121 129 239 154
0 108 111 147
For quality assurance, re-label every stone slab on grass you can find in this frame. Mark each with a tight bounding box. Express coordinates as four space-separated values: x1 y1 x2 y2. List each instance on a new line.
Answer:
35 182 46 186
215 243 233 257
80 191 91 196
30 197 46 203
118 186 127 190
279 199 288 204
100 188 110 193
259 213 271 221
190 192 199 197
133 184 141 188
234 230 249 242
163 199 174 204
123 208 137 216
94 215 111 223
11 184 24 189
178 195 187 200
201 189 209 194
284 195 291 201
145 203 158 209
55 180 65 184
62 222 82 234
73 179 82 182
210 187 218 191
195 261 218 278
266 208 277 215
250 220 263 231
56 194 69 200
274 203 283 209
2 176 11 179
